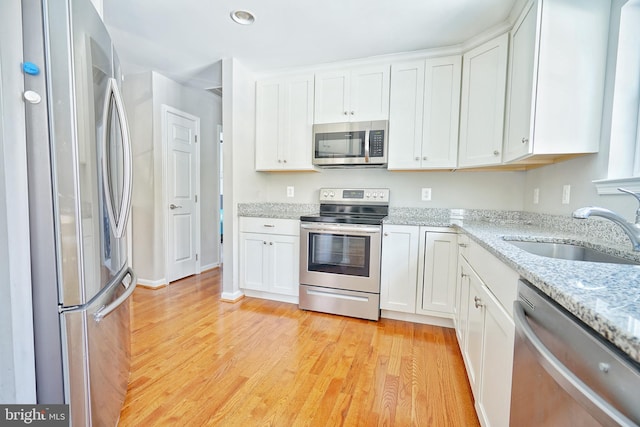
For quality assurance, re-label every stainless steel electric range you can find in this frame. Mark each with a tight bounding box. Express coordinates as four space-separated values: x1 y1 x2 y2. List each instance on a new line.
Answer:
299 188 390 320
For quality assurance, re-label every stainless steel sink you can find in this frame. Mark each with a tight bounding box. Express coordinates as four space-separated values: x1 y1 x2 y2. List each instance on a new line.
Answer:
504 240 640 265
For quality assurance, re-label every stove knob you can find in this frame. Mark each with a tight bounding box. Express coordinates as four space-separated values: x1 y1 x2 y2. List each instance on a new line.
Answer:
322 191 328 198
329 191 335 198
365 192 371 198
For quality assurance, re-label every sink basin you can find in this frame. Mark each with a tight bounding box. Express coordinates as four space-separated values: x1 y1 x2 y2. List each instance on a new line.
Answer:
505 240 640 265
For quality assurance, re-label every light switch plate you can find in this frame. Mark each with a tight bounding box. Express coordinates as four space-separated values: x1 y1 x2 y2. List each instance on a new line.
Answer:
287 186 294 198
421 188 432 201
533 188 539 204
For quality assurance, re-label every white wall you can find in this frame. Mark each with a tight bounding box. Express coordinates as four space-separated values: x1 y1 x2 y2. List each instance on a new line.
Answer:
221 58 260 300
249 169 526 210
124 71 222 284
0 0 37 403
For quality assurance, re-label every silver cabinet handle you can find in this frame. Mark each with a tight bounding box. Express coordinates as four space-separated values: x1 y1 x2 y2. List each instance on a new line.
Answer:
458 243 468 248
263 224 275 228
521 137 529 144
513 301 636 427
493 150 500 156
474 296 483 308
169 204 182 210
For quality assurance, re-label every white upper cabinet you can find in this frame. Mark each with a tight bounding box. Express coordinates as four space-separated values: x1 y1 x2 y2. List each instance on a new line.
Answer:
458 33 509 168
314 64 390 123
388 56 461 170
503 0 611 164
255 74 315 171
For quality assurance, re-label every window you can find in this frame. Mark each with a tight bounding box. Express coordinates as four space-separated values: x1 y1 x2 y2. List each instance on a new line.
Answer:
595 0 640 194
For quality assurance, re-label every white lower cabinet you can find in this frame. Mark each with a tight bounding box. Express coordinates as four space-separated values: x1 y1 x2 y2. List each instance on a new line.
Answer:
457 239 517 427
239 217 299 299
417 231 458 315
380 225 419 312
380 225 457 321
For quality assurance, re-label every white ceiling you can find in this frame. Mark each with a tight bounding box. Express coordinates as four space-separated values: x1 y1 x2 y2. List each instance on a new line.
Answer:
103 0 521 90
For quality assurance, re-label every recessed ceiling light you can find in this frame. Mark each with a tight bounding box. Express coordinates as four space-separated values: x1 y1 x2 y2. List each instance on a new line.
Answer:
230 10 255 25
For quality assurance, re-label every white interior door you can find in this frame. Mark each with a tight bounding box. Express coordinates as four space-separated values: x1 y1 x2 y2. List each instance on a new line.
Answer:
164 106 200 282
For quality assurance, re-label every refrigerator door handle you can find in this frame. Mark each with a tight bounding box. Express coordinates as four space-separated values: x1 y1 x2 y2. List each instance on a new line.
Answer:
93 266 137 322
101 77 133 239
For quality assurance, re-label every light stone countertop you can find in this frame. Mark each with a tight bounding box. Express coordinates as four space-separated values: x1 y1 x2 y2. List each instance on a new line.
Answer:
238 203 640 363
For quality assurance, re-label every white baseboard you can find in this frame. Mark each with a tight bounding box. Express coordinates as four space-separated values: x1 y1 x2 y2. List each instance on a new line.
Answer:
200 262 220 272
220 289 245 302
242 289 298 305
380 310 454 328
136 277 167 289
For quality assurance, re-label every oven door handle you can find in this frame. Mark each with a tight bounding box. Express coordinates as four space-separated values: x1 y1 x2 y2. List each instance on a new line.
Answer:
300 223 381 234
513 301 637 427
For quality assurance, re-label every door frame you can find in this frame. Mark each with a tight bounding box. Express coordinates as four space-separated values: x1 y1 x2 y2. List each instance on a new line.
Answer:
161 104 201 283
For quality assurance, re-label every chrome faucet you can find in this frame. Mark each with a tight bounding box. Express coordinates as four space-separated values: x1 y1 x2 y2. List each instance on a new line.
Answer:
572 188 640 251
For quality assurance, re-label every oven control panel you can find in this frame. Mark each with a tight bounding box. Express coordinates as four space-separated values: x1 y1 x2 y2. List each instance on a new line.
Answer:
319 188 390 203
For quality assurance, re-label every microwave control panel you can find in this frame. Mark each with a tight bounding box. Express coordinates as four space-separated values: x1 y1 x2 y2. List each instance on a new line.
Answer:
369 130 385 157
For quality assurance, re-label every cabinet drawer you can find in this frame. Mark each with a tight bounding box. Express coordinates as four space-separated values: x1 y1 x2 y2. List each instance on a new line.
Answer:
465 239 518 316
239 217 300 235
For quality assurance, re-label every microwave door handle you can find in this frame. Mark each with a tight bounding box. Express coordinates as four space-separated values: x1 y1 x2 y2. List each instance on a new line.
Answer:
364 129 370 163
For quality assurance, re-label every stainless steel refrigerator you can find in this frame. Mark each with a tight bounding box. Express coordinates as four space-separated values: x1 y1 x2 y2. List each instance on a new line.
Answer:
23 0 136 425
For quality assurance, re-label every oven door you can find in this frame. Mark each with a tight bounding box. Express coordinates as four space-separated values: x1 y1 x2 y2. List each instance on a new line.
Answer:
299 222 381 293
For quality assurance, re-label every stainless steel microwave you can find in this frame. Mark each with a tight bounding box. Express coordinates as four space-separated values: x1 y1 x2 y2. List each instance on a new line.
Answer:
312 120 388 167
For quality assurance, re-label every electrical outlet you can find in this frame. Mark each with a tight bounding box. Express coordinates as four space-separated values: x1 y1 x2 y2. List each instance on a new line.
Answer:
286 186 294 198
562 185 571 204
421 188 432 201
533 188 539 205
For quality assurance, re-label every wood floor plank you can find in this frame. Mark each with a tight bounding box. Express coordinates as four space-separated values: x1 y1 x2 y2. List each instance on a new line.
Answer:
118 268 479 426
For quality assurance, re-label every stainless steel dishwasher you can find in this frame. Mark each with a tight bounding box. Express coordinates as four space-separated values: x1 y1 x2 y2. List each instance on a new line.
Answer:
510 279 640 426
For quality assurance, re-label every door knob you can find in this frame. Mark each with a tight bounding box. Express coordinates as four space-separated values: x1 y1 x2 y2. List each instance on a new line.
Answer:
169 204 182 210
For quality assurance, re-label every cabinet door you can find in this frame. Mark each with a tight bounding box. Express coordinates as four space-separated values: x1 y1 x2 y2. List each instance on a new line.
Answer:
464 268 485 400
314 70 349 124
239 233 268 291
421 56 461 168
268 234 299 296
503 0 537 162
282 74 314 169
458 33 509 168
478 291 515 427
455 260 470 348
349 64 390 121
380 225 419 313
255 80 284 170
418 231 457 315
388 60 425 170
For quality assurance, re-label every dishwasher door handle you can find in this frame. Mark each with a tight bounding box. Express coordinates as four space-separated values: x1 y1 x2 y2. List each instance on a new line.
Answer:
513 301 637 427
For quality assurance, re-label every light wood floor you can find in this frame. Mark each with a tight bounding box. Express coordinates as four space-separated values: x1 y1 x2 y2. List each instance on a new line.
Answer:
118 268 479 426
